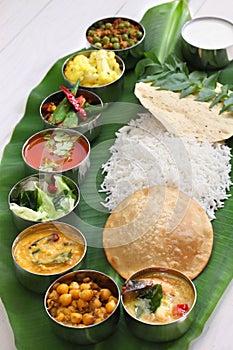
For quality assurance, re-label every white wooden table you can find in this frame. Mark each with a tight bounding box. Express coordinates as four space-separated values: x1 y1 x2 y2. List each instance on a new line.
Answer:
0 1 232 349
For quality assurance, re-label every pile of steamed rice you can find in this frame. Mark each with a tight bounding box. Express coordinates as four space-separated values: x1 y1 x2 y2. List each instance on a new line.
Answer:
100 114 232 220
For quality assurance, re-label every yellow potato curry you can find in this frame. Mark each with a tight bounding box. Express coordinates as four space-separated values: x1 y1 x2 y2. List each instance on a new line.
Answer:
64 50 122 86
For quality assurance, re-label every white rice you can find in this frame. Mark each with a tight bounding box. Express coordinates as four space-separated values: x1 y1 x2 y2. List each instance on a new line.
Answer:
100 114 232 220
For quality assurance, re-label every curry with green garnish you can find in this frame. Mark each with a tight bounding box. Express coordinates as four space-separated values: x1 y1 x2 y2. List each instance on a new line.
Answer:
23 129 89 172
13 228 85 274
122 271 195 324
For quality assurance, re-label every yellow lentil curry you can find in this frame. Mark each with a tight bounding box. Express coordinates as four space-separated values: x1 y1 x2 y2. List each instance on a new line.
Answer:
13 229 85 275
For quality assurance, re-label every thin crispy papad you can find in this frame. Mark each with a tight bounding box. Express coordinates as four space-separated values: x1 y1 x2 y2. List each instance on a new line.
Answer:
103 186 213 280
134 82 233 143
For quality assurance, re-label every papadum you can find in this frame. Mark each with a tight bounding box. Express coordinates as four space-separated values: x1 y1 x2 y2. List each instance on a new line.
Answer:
135 82 233 143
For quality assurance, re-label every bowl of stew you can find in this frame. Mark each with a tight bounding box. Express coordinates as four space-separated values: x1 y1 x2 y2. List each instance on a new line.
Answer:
121 267 197 342
44 269 120 345
12 221 87 293
40 85 103 142
22 128 90 184
86 17 145 69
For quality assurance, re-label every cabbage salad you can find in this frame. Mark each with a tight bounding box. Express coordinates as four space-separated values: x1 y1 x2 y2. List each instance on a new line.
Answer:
10 175 77 221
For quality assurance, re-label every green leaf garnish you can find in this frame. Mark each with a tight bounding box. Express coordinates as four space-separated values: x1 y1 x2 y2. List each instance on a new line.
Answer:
159 72 190 91
34 250 72 265
209 85 229 108
219 93 233 114
136 53 232 113
195 88 217 102
137 284 163 314
203 72 219 89
189 71 207 86
180 85 198 98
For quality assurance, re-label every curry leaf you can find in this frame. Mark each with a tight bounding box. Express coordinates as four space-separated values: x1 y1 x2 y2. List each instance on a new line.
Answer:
159 72 190 91
142 64 164 79
151 71 175 86
203 72 219 89
189 71 206 85
219 93 233 114
138 284 163 313
209 85 229 108
196 88 217 102
135 58 155 78
180 84 198 98
164 54 188 74
218 60 233 87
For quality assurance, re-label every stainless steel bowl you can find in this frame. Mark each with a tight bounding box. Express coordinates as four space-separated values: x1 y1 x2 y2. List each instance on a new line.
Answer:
181 17 233 70
44 270 121 345
86 17 146 70
40 89 103 142
62 50 125 102
121 267 197 342
8 173 80 231
22 128 90 184
12 221 87 293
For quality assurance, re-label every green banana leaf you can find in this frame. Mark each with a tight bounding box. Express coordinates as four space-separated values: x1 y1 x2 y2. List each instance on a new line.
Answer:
141 0 191 62
0 1 233 349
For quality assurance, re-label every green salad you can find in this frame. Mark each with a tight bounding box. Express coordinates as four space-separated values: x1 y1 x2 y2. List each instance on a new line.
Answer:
9 175 78 221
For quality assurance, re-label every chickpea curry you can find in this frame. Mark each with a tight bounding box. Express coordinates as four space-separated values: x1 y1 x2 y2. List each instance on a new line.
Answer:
46 276 118 327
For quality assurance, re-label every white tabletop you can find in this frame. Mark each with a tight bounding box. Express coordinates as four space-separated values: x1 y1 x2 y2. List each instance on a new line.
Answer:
0 0 233 349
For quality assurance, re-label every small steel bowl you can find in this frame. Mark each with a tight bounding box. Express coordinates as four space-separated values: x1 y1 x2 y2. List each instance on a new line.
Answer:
62 50 125 102
44 270 121 345
40 89 103 142
121 267 197 343
11 221 87 293
86 17 146 70
8 173 80 231
22 128 90 184
181 17 233 70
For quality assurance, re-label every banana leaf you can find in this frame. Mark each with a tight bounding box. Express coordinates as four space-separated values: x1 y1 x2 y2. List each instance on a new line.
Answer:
141 0 191 62
0 2 233 350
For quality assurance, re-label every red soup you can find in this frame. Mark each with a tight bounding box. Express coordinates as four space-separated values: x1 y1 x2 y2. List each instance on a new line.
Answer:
23 129 90 172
